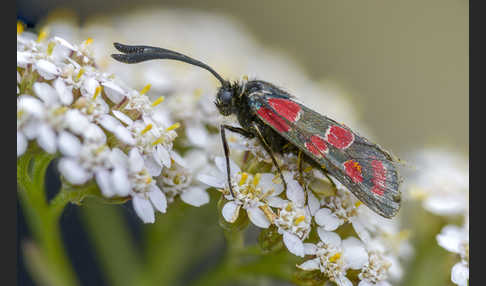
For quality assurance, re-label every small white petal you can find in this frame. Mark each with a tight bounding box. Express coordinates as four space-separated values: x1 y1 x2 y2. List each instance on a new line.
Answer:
259 173 284 196
297 258 320 271
314 208 343 231
284 171 305 207
17 51 32 67
183 150 208 172
266 196 288 208
451 262 469 286
304 243 318 255
156 146 171 168
97 114 120 132
424 195 467 215
53 36 76 51
65 109 90 135
51 37 75 61
53 78 73 105
143 155 162 177
222 201 240 223
34 59 59 80
132 195 155 223
33 82 58 105
171 151 186 168
102 81 126 104
113 125 135 145
317 228 341 248
18 95 45 118
342 237 368 269
128 149 144 173
350 218 372 246
110 148 128 167
437 225 465 254
57 131 81 157
58 158 90 185
82 77 99 97
307 191 320 216
148 186 167 213
37 125 57 154
283 232 305 257
186 124 208 147
197 174 225 189
247 206 271 228
84 124 107 143
95 169 115 197
215 156 240 177
112 110 133 125
17 132 27 157
22 121 39 139
111 167 131 196
180 187 210 207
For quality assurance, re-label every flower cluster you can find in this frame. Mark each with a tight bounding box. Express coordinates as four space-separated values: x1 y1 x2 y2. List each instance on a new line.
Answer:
407 149 469 286
17 25 209 223
17 10 412 285
199 151 410 285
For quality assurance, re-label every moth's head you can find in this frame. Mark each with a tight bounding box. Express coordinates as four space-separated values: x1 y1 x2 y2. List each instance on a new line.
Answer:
215 84 236 116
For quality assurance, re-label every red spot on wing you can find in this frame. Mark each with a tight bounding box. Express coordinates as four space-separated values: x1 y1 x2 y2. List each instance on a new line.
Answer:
305 135 328 157
257 107 290 132
325 125 354 149
371 160 387 195
344 160 363 183
268 98 301 122
257 98 301 133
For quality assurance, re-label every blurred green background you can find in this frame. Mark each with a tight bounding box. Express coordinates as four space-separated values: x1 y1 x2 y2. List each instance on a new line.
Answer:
17 0 469 157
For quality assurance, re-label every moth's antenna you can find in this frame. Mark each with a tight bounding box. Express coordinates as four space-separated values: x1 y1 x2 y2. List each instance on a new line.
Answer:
111 42 229 87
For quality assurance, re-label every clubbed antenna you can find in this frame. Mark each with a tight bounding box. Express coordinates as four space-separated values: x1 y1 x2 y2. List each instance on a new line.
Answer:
111 42 229 87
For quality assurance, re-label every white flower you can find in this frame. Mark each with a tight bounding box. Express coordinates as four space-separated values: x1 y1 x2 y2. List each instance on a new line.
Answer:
58 140 110 186
273 202 311 257
198 156 284 228
156 149 210 207
437 222 469 286
358 251 392 286
108 148 168 223
451 261 469 286
298 230 367 286
313 187 361 233
117 114 177 173
407 149 469 216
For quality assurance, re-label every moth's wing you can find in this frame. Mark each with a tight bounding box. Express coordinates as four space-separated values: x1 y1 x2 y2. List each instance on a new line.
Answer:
249 93 401 218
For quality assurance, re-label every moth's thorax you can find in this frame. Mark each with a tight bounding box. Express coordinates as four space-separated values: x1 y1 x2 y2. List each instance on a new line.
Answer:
214 79 291 128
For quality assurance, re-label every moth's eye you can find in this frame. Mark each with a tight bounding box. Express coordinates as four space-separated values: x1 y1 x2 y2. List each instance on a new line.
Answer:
218 89 233 105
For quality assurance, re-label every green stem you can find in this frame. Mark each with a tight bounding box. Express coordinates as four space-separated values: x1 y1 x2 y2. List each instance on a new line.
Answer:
49 182 100 219
17 152 79 286
191 226 297 286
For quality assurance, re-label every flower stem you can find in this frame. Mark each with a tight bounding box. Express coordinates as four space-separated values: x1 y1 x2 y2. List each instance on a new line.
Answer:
18 152 79 286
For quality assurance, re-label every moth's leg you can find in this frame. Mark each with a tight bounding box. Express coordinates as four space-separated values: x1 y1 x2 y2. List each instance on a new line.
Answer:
220 125 255 198
251 123 288 192
297 150 306 189
222 124 255 138
318 164 338 192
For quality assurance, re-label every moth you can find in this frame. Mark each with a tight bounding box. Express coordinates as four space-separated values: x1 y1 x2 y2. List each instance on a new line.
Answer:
111 43 401 218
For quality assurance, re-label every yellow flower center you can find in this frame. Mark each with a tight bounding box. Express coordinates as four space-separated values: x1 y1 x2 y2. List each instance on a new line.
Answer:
329 252 341 263
140 124 153 134
151 96 165 107
166 122 180 131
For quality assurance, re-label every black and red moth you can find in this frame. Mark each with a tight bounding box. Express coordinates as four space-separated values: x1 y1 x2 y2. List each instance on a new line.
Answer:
111 43 401 218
